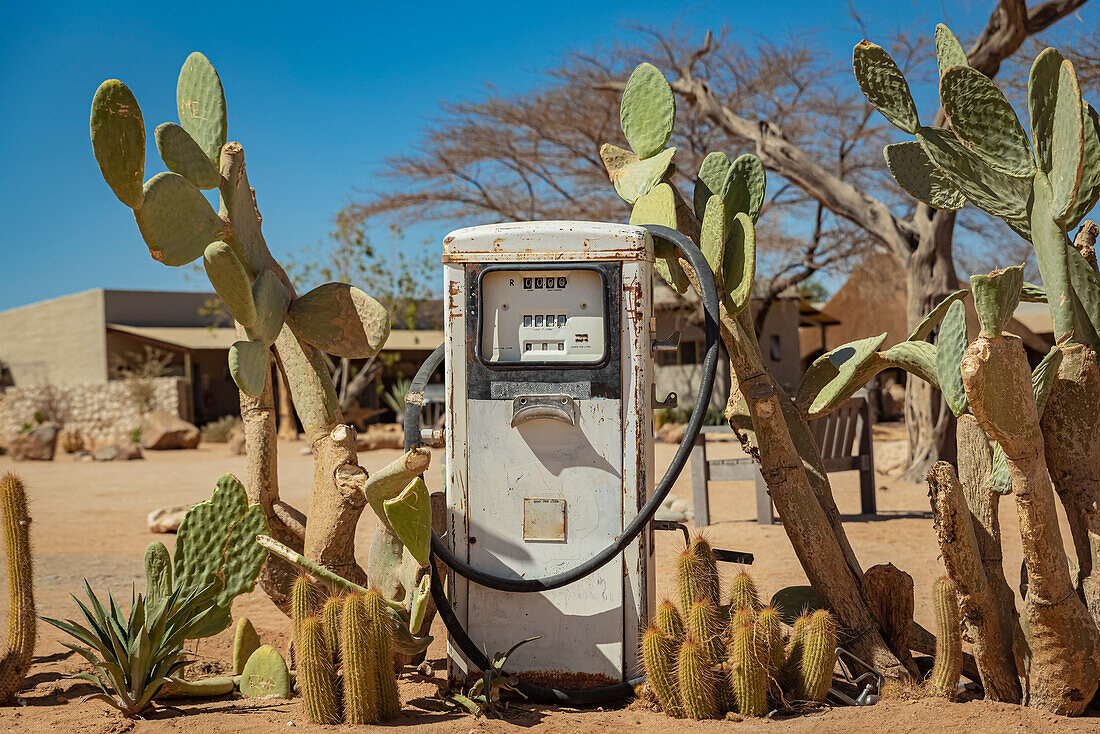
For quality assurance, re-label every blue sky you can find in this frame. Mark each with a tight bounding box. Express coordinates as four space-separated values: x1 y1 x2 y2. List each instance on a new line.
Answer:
2 1 1096 311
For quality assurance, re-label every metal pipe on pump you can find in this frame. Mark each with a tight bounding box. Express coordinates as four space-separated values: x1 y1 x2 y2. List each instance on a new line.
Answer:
404 223 722 705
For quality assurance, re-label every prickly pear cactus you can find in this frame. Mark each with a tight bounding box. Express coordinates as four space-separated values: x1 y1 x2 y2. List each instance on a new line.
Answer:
233 617 261 675
239 644 293 699
144 541 172 608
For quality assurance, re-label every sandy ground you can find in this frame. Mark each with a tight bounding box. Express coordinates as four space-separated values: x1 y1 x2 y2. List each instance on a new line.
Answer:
0 424 1097 733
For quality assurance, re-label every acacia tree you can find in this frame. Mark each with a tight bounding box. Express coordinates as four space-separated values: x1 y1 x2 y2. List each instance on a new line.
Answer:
344 0 1091 477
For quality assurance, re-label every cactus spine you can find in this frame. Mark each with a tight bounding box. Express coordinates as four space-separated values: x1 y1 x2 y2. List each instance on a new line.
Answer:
322 594 343 666
781 614 809 697
688 599 730 711
0 473 34 703
799 610 836 703
365 589 400 720
729 623 767 716
641 626 684 717
676 550 703 613
930 577 962 699
296 615 340 724
677 636 717 719
729 571 762 613
341 592 379 724
687 536 721 605
292 575 317 634
656 598 685 643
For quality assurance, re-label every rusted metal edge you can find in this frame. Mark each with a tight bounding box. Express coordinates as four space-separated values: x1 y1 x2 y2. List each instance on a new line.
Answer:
442 251 654 263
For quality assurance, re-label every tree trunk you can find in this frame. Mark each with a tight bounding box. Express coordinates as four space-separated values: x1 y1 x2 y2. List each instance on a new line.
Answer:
902 210 959 482
275 364 298 441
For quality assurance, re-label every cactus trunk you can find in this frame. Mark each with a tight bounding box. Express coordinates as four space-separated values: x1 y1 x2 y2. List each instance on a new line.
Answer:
962 332 1100 714
0 473 34 703
930 577 963 699
926 462 1021 702
859 564 916 675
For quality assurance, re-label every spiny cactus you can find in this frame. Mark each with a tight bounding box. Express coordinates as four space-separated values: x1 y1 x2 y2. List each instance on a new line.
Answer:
677 636 717 719
676 549 708 613
656 598 685 643
341 592 379 724
641 625 684 717
688 599 730 711
296 615 340 724
930 577 962 699
364 589 401 720
292 575 318 637
687 536 721 605
729 622 767 716
730 605 756 631
729 571 762 614
0 473 34 703
756 605 785 682
322 594 343 666
781 614 809 697
799 609 836 703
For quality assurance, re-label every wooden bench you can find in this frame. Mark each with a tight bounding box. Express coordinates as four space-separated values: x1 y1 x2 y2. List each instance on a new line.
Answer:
689 394 876 525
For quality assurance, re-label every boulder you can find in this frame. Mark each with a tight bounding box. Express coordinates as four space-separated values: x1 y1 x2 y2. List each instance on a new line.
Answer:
9 423 58 461
148 504 193 533
141 412 200 450
876 439 908 477
227 424 246 455
117 442 143 460
656 422 685 444
92 445 119 462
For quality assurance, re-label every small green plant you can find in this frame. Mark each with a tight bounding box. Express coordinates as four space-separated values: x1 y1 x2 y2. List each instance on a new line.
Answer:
445 636 540 717
42 582 219 717
381 376 412 418
129 427 141 444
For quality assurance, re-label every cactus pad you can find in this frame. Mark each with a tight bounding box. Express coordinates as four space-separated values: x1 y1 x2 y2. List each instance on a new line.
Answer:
935 300 969 416
934 24 968 78
173 473 270 638
285 282 390 359
881 341 939 388
940 65 1035 178
1065 104 1100 229
1050 60 1085 223
204 241 257 328
155 122 220 190
134 172 226 266
769 585 822 626
883 141 965 211
144 541 173 607
852 42 920 134
600 143 676 204
1029 48 1065 172
90 79 145 209
916 126 1031 220
723 211 756 316
796 333 888 417
619 63 675 159
229 340 269 398
699 196 725 277
176 52 227 164
693 151 731 220
630 182 689 294
970 265 1024 339
722 154 766 223
240 645 292 699
157 676 236 698
233 617 261 675
382 478 431 566
249 271 290 346
908 289 971 341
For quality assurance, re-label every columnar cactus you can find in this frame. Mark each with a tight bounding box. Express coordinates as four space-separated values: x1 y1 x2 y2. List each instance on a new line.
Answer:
89 53 430 633
323 595 344 666
677 636 717 719
729 571 762 614
641 626 684 717
929 577 962 699
341 592 378 724
729 622 767 716
799 610 836 704
0 473 34 703
656 598 686 643
296 615 340 724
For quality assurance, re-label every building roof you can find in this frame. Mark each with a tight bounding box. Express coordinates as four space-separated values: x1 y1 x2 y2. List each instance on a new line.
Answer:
107 324 443 353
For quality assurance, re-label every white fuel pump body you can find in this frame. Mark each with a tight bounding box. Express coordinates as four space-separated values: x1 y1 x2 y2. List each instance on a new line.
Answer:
442 221 656 687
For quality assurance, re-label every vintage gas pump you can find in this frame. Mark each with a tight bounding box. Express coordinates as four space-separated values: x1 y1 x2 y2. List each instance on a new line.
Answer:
403 221 724 703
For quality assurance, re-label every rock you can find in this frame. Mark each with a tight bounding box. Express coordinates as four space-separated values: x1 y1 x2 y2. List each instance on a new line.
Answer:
227 424 246 455
877 439 908 477
73 450 92 462
9 423 58 461
117 442 143 460
656 423 685 444
148 504 193 533
299 446 312 456
356 423 404 451
92 445 119 462
141 411 200 450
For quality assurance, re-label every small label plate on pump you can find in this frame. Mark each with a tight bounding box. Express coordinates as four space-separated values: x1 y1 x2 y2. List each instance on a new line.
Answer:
523 498 567 542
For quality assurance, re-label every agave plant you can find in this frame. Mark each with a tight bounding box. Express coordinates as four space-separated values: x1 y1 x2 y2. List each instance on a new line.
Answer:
42 581 220 717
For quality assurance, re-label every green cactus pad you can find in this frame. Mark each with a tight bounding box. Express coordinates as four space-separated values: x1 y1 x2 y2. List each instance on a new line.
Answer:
1032 172 1079 342
881 340 939 388
630 183 690 294
155 122 220 190
722 154 766 223
177 52 227 164
619 63 675 159
916 126 1030 220
935 300 969 417
204 242 257 328
934 24 968 78
693 151 731 221
1028 47 1066 173
156 676 236 698
722 212 756 316
908 289 970 341
382 478 431 566
1032 345 1064 418
229 340 269 398
852 41 920 134
699 195 726 277
940 65 1035 178
173 473 270 638
989 442 1012 495
1065 105 1100 230
285 282 391 359
233 617 262 675
144 541 173 607
408 573 431 635
1067 244 1100 347
240 645 292 698
970 265 1023 339
249 271 290 347
600 143 676 204
90 79 146 209
883 142 965 211
134 172 226 266
796 333 887 417
1050 60 1085 224
769 586 822 626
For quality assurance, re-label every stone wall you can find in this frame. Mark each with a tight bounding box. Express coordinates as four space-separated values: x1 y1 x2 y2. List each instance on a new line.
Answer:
0 377 186 446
